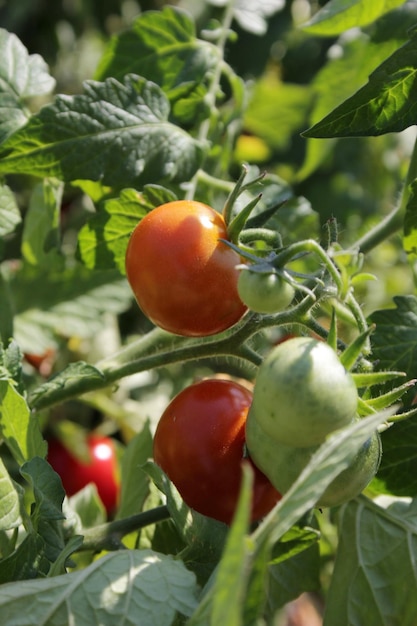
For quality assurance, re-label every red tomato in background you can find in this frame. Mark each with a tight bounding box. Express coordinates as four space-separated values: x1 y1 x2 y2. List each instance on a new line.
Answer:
47 435 120 515
153 379 281 525
125 200 247 337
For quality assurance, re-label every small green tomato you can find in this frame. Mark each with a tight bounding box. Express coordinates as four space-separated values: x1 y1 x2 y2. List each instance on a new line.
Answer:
237 269 295 314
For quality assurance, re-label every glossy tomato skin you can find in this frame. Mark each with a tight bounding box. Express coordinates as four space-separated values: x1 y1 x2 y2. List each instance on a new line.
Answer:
125 201 247 337
47 435 119 515
153 379 281 525
250 337 358 447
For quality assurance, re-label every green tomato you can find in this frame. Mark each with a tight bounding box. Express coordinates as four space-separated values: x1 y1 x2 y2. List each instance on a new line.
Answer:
246 415 381 508
237 269 295 314
250 336 358 447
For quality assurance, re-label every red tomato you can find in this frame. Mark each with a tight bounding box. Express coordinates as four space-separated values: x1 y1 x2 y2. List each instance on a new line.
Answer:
153 379 281 525
125 200 247 336
47 435 120 515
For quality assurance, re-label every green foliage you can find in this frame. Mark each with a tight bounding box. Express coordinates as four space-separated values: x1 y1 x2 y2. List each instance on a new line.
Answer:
1 0 417 623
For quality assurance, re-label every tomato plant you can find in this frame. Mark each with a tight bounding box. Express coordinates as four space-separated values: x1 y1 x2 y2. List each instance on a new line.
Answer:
237 268 295 313
47 435 120 515
125 200 247 337
153 378 281 524
2 1 417 624
249 336 358 447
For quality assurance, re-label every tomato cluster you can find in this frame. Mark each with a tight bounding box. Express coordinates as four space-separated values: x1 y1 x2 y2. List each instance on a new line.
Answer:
125 200 247 337
245 336 381 507
153 379 281 525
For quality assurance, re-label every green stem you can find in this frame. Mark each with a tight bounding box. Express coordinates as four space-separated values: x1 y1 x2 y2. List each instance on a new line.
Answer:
274 239 343 291
79 505 170 552
30 295 318 411
353 130 417 254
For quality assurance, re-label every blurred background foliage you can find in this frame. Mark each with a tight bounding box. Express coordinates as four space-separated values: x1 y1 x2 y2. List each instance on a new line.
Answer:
2 0 414 317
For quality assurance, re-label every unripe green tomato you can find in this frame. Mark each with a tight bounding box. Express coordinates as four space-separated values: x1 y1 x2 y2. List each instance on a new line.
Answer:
251 336 358 447
246 415 382 507
237 269 295 314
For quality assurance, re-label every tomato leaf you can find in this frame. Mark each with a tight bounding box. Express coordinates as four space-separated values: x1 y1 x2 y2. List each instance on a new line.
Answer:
372 418 417 497
11 267 132 354
323 496 417 625
0 75 204 187
303 32 417 138
0 456 22 531
77 186 177 273
95 7 218 108
370 295 417 380
0 28 55 144
0 381 46 464
0 550 199 625
303 0 407 36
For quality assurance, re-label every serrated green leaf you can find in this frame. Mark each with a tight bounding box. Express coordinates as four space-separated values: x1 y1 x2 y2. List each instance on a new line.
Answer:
0 28 55 143
303 0 407 36
298 33 405 178
303 33 417 138
372 418 417 496
0 75 204 187
0 381 46 464
0 457 21 531
96 7 218 103
369 295 417 380
0 549 199 625
323 496 417 625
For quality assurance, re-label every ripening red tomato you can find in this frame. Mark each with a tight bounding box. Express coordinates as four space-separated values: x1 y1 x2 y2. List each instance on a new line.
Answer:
125 200 247 336
47 435 120 515
153 379 281 525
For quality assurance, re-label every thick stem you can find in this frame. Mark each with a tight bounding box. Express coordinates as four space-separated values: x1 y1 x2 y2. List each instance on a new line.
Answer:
79 505 170 552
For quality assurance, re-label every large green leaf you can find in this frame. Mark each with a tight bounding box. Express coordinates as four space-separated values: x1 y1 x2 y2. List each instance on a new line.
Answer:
0 28 55 144
303 0 407 36
95 7 218 101
303 32 417 138
0 549 199 625
370 295 417 380
0 184 21 239
324 496 417 625
10 266 132 354
0 75 204 188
